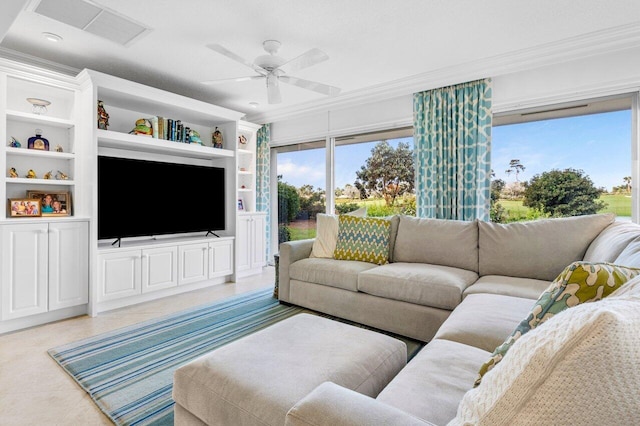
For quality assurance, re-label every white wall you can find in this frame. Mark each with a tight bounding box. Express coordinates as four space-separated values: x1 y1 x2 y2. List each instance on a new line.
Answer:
270 45 640 145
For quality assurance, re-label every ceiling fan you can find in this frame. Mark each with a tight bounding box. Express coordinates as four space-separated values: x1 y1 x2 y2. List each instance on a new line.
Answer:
202 40 341 104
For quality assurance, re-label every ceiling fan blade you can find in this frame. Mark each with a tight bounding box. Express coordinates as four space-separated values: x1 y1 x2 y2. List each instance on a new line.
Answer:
279 48 329 73
206 43 267 74
201 76 264 85
267 74 282 104
279 76 341 96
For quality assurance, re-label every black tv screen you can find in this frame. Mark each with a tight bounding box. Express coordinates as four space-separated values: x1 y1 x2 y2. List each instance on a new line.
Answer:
98 156 225 240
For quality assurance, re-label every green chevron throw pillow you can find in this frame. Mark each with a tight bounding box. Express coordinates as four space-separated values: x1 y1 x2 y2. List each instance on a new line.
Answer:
474 261 640 387
334 216 391 265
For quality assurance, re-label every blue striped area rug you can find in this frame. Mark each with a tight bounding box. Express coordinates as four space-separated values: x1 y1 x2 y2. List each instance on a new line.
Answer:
48 287 424 426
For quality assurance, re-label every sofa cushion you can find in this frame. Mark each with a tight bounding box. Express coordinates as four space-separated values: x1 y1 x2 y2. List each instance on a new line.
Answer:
451 297 640 426
463 275 550 300
289 258 377 292
475 261 640 386
583 221 640 263
358 263 478 310
434 293 535 353
334 216 391 265
310 209 367 259
393 216 479 272
614 235 640 267
377 339 489 426
478 213 614 281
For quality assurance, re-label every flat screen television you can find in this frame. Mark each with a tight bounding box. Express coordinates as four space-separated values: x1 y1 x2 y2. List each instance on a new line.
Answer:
98 156 226 241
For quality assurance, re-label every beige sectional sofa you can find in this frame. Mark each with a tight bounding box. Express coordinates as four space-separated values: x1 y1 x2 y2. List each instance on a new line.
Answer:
278 213 640 425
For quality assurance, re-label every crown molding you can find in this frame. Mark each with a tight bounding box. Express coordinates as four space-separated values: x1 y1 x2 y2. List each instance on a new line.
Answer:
0 46 80 76
246 22 640 124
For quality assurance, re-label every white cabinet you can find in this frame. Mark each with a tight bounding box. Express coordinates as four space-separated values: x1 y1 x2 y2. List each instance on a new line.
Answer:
97 249 141 302
98 245 179 301
97 237 234 310
179 242 209 286
142 246 178 293
0 221 88 320
236 213 267 277
209 239 234 278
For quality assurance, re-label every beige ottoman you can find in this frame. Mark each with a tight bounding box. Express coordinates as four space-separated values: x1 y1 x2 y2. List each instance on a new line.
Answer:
173 313 407 426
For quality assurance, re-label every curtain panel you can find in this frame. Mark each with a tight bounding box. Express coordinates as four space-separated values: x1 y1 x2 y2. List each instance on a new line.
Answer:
413 79 492 221
256 124 271 260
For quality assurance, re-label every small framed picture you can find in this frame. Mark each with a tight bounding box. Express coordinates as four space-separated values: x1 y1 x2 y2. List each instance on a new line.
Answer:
238 198 244 211
9 198 42 217
26 191 71 216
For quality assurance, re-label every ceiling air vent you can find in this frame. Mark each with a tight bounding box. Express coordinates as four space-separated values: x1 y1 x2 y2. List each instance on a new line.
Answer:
31 0 150 46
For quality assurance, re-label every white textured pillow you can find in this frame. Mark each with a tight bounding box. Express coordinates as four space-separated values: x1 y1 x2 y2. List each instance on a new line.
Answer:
309 208 367 259
449 296 640 426
310 214 339 258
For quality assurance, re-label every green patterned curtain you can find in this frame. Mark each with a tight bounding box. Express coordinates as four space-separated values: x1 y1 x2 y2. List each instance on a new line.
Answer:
413 79 492 221
256 124 271 260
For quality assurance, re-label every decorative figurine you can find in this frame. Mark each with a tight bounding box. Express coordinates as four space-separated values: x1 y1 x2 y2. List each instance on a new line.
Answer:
25 169 37 179
8 137 21 148
238 135 247 146
129 118 153 136
28 129 49 151
55 145 63 152
56 170 68 180
44 170 53 180
188 129 203 145
97 100 110 130
213 127 223 148
8 167 18 178
27 98 50 115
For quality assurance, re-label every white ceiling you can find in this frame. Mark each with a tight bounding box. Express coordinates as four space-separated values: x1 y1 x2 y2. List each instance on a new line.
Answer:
1 0 639 123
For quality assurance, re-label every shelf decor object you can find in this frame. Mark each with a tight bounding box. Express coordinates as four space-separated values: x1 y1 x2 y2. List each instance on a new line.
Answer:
27 129 50 151
26 98 50 115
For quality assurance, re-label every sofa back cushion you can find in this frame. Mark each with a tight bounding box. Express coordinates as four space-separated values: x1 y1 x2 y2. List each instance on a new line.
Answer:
393 215 478 272
450 295 640 426
614 236 640 268
583 221 640 263
478 213 614 281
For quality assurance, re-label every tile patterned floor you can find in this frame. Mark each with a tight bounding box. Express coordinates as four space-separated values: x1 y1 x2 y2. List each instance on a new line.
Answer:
0 267 275 426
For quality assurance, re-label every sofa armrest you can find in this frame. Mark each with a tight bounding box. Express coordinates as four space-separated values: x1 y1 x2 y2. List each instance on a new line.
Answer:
285 382 435 426
278 238 314 303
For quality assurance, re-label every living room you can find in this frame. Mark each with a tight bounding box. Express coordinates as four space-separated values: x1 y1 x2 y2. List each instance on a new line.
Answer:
1 1 640 425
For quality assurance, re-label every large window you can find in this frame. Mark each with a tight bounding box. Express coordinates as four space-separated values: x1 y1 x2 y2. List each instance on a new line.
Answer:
492 96 633 223
334 128 414 217
275 141 325 244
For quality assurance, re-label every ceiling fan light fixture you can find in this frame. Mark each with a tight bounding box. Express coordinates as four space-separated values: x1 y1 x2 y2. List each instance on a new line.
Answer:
42 32 63 42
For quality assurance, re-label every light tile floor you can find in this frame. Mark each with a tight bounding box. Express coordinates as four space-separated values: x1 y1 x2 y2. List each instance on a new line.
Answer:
0 267 276 425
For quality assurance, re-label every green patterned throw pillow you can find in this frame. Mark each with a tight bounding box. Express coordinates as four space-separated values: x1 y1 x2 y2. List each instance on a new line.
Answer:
333 216 391 265
474 261 640 387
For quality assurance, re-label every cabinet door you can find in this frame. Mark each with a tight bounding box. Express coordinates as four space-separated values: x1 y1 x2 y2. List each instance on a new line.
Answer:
250 214 267 268
209 240 233 278
236 216 251 272
97 250 141 302
178 242 209 285
1 223 49 320
49 221 89 310
142 246 178 293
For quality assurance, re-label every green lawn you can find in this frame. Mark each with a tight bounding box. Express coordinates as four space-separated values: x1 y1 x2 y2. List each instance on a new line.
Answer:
497 194 631 220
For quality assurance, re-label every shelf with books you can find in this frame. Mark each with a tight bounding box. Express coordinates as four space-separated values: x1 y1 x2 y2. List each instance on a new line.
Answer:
97 129 235 160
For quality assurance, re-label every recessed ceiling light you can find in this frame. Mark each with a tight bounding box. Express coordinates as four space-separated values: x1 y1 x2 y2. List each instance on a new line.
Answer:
249 102 259 108
42 32 63 42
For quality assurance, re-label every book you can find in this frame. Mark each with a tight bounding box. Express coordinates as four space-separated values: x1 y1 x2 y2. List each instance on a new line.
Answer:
149 116 159 139
157 116 164 140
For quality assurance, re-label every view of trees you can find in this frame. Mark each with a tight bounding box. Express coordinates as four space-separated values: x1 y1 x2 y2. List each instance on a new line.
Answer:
354 141 414 206
280 139 631 241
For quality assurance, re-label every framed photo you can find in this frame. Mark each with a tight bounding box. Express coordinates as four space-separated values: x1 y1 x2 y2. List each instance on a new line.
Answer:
26 191 71 216
237 198 244 211
9 198 42 217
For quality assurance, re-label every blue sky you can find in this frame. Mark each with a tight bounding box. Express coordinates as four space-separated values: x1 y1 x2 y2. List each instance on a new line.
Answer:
277 109 631 192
